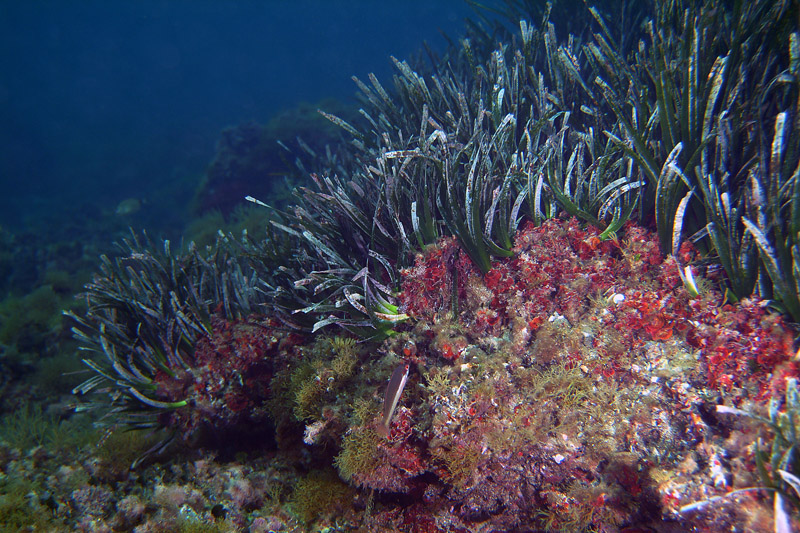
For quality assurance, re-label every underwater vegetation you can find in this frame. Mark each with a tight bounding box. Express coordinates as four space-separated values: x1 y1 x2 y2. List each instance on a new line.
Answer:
65 231 270 459
0 220 105 415
47 0 800 530
231 0 800 340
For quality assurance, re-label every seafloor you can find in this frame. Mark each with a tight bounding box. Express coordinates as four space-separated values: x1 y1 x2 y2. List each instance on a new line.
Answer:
1 216 797 532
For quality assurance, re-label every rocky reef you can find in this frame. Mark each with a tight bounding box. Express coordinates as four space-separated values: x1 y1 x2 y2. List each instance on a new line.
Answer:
2 217 796 531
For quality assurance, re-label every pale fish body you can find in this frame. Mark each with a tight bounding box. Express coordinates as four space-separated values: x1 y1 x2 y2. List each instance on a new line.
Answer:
378 363 409 437
115 197 142 216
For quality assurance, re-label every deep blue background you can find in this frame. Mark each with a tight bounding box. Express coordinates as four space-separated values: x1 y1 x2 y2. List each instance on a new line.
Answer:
0 1 476 231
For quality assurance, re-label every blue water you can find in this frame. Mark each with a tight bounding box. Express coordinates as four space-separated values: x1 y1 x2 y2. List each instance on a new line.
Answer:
0 0 477 233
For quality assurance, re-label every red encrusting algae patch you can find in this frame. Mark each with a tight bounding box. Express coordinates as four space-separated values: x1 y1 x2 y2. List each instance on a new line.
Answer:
153 316 285 441
360 216 800 530
399 217 797 398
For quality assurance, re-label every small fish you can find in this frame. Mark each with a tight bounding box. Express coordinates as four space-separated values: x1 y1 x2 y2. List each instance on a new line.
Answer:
377 363 410 437
115 197 144 216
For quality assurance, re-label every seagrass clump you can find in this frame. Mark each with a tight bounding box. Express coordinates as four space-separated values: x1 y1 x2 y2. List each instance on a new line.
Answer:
68 232 262 434
269 0 799 332
257 2 652 335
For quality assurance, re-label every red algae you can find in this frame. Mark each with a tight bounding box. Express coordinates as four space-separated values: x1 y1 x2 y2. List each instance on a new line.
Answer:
399 236 472 322
367 216 798 530
400 218 797 396
154 316 285 443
